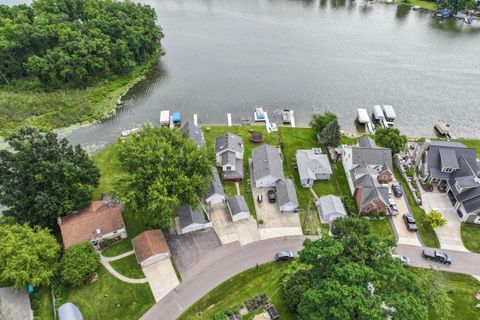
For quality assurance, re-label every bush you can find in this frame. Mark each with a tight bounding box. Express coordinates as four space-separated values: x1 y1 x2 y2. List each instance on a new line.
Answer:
213 311 227 320
258 219 264 224
426 210 447 229
405 167 415 178
60 242 100 287
244 293 268 312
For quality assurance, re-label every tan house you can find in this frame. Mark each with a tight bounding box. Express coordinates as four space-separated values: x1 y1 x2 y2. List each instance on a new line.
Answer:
132 230 171 268
58 195 127 248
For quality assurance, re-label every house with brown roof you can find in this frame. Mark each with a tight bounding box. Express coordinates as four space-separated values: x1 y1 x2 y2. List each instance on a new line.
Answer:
58 195 127 248
132 230 171 268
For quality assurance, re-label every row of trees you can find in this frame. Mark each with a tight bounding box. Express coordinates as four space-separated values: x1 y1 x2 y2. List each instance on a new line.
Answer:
0 0 163 87
282 218 452 320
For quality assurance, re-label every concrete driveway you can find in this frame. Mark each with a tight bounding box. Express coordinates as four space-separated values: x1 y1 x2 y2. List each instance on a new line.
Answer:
390 183 422 246
0 287 32 320
208 204 239 245
421 190 469 252
143 259 180 302
234 217 261 245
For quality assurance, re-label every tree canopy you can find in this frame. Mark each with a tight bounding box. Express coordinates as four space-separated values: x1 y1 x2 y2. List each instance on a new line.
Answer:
282 217 452 320
115 125 214 228
0 127 100 229
310 112 337 135
439 0 476 13
0 0 163 87
310 112 341 147
0 223 60 288
60 242 100 287
374 127 407 154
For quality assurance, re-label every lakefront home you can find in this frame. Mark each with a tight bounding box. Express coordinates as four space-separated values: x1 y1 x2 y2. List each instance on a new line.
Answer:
252 144 284 188
215 133 244 182
296 148 333 187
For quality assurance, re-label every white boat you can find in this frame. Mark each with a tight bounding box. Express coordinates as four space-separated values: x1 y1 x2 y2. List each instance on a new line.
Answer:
160 110 170 126
254 107 266 122
121 128 140 137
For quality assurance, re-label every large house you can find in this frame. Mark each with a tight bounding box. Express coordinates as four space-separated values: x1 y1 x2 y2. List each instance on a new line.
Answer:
205 167 226 205
227 195 250 222
342 136 393 214
132 230 171 268
296 149 333 187
181 120 206 148
58 195 127 248
178 205 212 234
252 144 284 188
215 133 244 182
275 179 299 212
415 140 480 224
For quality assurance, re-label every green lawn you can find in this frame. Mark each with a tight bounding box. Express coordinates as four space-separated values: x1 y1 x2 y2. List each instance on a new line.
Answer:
31 286 54 320
178 262 298 320
461 224 480 253
65 266 154 320
395 0 438 10
367 218 395 243
91 143 150 257
459 139 480 158
394 168 440 248
0 54 158 138
110 254 145 279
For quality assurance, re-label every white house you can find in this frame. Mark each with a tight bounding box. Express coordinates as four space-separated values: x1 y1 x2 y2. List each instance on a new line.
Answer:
215 133 244 182
317 195 347 223
205 168 226 205
296 149 333 187
227 195 250 222
178 205 212 234
252 144 285 188
276 179 299 213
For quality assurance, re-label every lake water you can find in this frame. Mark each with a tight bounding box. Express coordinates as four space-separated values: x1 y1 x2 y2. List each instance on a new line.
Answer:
2 0 480 153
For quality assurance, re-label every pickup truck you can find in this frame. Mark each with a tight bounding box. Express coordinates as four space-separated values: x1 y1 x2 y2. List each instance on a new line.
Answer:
422 249 453 265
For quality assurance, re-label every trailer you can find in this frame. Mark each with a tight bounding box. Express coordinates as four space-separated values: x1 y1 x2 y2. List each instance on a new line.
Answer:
160 110 170 126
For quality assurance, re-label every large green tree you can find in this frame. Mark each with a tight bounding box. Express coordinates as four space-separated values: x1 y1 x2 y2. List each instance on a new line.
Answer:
0 0 163 87
0 127 100 229
439 0 475 12
283 218 452 320
374 127 407 154
115 125 213 228
0 224 60 288
310 112 337 136
60 242 100 287
320 118 341 147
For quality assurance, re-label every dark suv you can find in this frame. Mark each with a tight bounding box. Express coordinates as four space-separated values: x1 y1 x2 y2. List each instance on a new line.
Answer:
275 251 294 261
392 184 403 198
267 190 276 203
403 214 418 232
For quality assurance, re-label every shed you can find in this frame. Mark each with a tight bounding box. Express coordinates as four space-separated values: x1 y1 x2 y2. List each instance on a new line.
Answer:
317 195 347 223
178 205 212 234
132 230 170 268
58 303 83 320
276 179 299 212
227 195 250 222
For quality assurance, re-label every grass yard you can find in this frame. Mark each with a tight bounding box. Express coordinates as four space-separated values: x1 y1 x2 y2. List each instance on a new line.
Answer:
459 139 480 158
178 262 298 320
0 54 158 138
461 224 480 253
395 0 438 10
367 218 396 243
394 168 440 248
31 286 54 320
110 254 145 279
65 266 154 320
92 143 150 257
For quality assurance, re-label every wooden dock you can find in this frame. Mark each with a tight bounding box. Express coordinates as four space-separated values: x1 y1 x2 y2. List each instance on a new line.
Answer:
227 113 232 126
193 113 198 126
435 120 452 139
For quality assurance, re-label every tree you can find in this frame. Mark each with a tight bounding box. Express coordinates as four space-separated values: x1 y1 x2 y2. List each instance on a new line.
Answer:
426 210 447 228
439 0 475 13
0 224 60 288
374 127 407 154
115 125 213 228
310 112 337 137
320 118 341 147
283 218 452 320
60 242 100 287
0 127 100 229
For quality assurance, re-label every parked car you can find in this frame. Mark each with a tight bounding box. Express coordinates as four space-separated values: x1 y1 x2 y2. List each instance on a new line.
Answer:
389 201 399 216
267 190 276 203
257 194 263 203
403 214 418 232
392 184 403 197
275 251 294 261
392 254 411 267
422 249 453 265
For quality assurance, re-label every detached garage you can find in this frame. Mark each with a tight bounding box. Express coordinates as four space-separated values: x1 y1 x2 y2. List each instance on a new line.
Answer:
178 205 212 234
132 230 171 268
317 195 347 223
227 195 250 222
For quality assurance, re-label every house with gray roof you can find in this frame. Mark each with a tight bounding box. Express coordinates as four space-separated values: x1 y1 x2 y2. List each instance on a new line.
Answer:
275 179 299 212
416 140 480 224
215 133 244 182
205 167 226 205
317 195 347 223
227 195 250 222
178 205 212 234
180 121 205 148
296 149 333 187
342 139 393 214
252 144 285 188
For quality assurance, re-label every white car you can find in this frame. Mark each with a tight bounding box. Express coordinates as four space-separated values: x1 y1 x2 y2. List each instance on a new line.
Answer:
392 254 411 267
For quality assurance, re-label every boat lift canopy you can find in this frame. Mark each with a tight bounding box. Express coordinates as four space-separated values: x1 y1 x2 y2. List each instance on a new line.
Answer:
357 108 370 124
373 105 385 120
383 105 396 120
172 112 181 124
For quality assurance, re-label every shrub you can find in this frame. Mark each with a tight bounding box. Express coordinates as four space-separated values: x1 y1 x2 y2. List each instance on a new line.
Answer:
405 167 415 178
258 219 264 224
213 311 227 320
60 242 100 287
426 210 447 229
244 293 268 312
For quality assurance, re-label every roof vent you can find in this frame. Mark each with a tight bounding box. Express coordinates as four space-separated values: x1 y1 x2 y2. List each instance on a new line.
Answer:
96 228 101 235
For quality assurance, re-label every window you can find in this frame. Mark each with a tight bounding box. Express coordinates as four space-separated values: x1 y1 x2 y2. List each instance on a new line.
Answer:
226 166 231 171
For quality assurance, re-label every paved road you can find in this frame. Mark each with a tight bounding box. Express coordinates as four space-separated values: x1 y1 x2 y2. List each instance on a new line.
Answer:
141 236 308 320
395 244 480 275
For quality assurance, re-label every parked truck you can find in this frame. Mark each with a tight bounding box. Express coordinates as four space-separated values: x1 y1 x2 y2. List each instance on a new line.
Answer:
422 249 453 265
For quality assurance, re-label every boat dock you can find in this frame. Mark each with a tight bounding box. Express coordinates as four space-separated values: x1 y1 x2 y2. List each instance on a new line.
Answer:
435 120 452 139
227 113 232 126
160 110 170 126
382 105 396 126
357 108 375 134
372 105 388 128
282 109 296 127
193 113 198 126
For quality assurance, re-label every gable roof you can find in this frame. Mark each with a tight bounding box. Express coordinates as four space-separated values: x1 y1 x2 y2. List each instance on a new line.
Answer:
428 141 477 180
351 147 392 170
206 167 226 199
318 195 347 217
215 133 243 155
59 197 125 248
252 144 285 182
276 179 299 208
227 195 249 215
439 148 460 170
132 230 170 264
178 205 207 228
181 121 205 148
296 149 332 181
222 158 244 180
358 136 377 148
